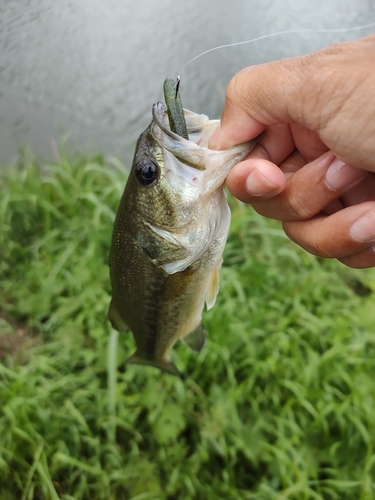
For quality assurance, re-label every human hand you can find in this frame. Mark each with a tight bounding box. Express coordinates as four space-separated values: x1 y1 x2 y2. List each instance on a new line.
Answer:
209 34 375 268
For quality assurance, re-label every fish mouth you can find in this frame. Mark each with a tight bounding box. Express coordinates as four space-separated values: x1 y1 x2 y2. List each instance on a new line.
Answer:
151 102 219 171
149 100 259 202
151 101 261 175
153 102 184 142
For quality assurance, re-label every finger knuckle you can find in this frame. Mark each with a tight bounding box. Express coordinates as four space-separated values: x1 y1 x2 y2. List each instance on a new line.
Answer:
226 68 254 111
286 197 314 220
283 219 334 258
251 194 286 219
338 246 375 269
337 257 360 269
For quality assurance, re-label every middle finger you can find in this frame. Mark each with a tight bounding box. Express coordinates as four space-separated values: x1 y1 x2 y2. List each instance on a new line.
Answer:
252 151 368 221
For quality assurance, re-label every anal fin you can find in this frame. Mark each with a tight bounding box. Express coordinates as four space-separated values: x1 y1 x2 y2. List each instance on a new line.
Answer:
108 300 129 333
182 322 206 353
127 351 181 377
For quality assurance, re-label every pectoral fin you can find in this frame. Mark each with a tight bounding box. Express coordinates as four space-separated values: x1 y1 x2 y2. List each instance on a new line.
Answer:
205 263 221 310
182 322 206 353
162 267 197 301
127 352 181 377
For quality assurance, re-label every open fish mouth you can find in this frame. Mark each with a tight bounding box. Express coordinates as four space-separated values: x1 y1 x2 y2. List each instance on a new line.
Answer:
150 101 258 200
152 101 219 145
151 102 221 171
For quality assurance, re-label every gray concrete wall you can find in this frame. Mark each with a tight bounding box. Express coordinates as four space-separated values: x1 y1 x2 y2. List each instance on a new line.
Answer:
0 0 374 166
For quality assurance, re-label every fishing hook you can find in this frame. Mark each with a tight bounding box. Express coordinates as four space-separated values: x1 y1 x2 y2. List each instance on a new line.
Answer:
175 75 181 99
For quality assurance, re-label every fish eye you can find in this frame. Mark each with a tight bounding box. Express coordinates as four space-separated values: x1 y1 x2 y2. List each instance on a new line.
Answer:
135 159 159 186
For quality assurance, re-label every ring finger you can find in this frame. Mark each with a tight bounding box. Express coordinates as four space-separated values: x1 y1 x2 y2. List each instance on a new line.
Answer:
248 151 368 221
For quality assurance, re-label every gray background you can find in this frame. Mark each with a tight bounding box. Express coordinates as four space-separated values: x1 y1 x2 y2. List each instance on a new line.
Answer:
0 0 374 167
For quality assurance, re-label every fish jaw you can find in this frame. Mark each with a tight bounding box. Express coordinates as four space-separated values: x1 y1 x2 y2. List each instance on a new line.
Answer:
152 102 260 197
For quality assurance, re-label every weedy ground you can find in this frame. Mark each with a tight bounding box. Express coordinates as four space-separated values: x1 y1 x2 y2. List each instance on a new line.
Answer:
1 153 375 500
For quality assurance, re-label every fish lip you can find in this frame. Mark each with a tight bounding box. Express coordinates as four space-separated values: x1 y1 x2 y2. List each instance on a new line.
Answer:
151 102 211 171
152 102 208 151
152 102 187 144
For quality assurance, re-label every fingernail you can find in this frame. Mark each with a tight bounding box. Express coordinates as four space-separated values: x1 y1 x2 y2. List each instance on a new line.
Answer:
326 157 366 190
245 168 279 196
350 210 375 242
209 123 221 150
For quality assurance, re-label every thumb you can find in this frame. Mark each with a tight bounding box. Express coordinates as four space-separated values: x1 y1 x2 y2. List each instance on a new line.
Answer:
209 35 375 159
209 58 307 150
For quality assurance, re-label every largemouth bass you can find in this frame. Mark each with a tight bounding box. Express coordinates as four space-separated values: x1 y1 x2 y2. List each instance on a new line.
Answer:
108 81 258 376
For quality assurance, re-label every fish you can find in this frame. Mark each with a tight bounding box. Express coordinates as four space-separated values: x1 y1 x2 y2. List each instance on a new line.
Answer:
108 79 259 376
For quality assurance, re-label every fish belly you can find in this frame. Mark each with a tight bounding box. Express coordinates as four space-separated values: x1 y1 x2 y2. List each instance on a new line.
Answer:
109 227 224 373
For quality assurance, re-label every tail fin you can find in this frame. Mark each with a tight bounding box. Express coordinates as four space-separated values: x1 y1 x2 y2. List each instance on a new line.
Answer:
127 352 181 377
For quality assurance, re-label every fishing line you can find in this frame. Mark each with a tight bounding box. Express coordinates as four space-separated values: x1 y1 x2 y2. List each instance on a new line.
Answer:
177 22 375 81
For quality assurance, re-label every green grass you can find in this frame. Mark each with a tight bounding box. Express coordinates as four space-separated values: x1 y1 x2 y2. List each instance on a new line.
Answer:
1 152 375 499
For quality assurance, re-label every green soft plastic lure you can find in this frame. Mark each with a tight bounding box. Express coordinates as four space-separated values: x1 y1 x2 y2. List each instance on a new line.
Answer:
163 78 189 140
